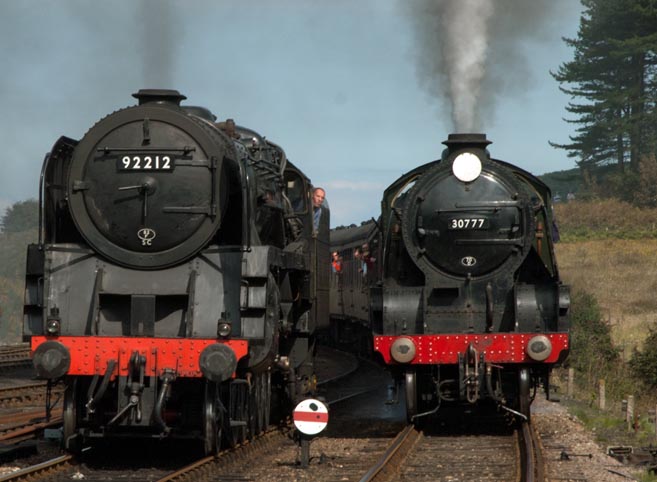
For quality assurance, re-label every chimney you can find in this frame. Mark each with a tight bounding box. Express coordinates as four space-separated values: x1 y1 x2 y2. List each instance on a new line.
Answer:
132 89 187 106
442 133 491 156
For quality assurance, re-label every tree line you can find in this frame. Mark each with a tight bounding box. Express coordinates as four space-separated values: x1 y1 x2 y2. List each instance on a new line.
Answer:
551 0 657 205
0 200 38 343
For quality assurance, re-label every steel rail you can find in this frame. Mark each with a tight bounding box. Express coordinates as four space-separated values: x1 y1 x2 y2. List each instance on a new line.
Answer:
519 421 545 482
156 424 293 482
0 416 63 443
0 383 48 395
0 454 74 482
358 424 419 482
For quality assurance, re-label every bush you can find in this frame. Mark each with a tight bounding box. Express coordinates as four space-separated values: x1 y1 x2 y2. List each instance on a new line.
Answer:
629 327 657 388
633 154 657 208
568 291 620 386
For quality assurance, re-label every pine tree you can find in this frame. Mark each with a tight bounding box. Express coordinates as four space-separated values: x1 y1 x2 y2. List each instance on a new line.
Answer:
551 0 657 173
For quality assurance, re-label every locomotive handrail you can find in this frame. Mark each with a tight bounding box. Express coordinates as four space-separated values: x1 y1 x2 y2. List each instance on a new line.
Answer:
38 152 49 246
239 157 252 252
435 202 521 212
161 206 214 214
455 239 524 245
210 156 218 219
96 146 196 153
453 200 521 207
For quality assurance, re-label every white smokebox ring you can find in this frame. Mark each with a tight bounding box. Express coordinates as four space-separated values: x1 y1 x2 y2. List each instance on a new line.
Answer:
452 152 482 183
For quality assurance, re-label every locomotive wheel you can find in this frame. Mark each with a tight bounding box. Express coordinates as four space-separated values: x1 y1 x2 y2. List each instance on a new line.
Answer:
518 368 531 421
202 381 222 456
256 372 268 435
248 376 258 437
405 371 418 423
249 372 271 436
261 372 271 430
63 378 80 452
225 380 249 447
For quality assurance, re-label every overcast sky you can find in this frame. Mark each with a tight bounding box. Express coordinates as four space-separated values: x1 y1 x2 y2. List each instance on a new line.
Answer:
0 0 582 227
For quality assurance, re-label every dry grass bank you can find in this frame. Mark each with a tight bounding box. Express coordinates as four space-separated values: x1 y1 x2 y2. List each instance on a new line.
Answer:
554 198 657 240
555 239 657 358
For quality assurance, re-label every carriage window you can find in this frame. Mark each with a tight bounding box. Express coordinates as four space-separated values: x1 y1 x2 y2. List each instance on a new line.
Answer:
285 173 307 213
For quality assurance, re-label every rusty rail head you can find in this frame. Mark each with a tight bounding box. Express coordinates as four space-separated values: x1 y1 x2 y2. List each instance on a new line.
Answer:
359 424 420 482
0 454 74 482
519 421 545 482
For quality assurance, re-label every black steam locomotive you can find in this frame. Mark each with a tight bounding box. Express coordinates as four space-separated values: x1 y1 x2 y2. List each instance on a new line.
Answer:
330 134 569 421
24 90 330 453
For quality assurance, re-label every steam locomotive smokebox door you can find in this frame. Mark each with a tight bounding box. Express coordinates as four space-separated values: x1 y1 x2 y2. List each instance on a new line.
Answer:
402 159 532 278
67 101 230 269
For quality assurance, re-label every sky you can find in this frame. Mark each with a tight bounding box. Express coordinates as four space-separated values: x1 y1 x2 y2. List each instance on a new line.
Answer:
0 0 583 227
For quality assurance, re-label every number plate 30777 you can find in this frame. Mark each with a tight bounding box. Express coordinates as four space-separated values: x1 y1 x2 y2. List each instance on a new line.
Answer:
448 218 489 230
118 155 174 171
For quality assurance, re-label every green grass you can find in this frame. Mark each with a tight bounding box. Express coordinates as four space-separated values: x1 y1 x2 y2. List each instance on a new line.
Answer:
561 397 657 480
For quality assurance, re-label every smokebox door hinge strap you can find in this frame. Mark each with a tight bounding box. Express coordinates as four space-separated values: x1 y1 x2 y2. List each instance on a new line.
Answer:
185 269 198 337
142 118 150 145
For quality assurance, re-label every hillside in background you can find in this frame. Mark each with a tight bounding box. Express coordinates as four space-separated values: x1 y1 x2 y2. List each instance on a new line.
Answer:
554 198 657 240
539 163 627 201
553 198 657 362
539 167 581 198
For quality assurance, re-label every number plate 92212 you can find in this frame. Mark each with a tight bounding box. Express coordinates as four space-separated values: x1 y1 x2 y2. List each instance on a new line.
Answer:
118 154 174 171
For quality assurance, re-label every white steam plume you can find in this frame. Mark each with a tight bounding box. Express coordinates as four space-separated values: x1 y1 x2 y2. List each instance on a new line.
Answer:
405 0 567 133
442 0 493 132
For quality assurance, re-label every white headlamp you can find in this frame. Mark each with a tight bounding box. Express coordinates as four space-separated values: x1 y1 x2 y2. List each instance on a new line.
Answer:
452 152 482 183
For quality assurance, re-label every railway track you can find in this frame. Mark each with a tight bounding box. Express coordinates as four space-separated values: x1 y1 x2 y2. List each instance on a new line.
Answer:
0 455 75 482
151 351 386 481
0 424 293 482
0 420 547 482
0 347 558 482
361 420 544 482
157 423 294 482
0 383 64 409
0 346 31 370
148 417 544 481
0 347 367 481
0 408 62 446
0 382 66 455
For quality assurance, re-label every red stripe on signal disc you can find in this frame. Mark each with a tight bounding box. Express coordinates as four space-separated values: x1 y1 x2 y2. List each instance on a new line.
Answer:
293 411 329 423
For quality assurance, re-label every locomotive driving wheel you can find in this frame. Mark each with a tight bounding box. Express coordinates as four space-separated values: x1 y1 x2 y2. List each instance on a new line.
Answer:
63 378 80 453
202 380 222 456
518 368 531 421
224 380 249 447
255 372 271 435
262 371 271 429
247 375 258 437
405 371 417 423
